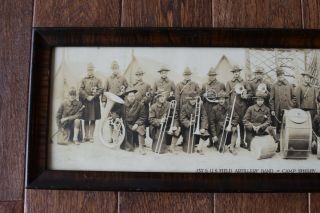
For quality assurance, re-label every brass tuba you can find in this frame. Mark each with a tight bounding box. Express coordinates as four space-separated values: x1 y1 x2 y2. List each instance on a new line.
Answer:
99 92 125 149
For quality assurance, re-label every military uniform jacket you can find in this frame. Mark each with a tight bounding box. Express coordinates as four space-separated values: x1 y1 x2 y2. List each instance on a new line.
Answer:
133 80 152 105
270 80 296 118
243 104 271 130
102 74 128 102
295 83 318 110
153 77 175 95
180 102 208 130
175 80 200 109
209 103 239 136
249 78 271 95
79 75 103 120
149 102 178 127
122 100 147 127
226 77 252 119
56 99 83 128
201 80 226 100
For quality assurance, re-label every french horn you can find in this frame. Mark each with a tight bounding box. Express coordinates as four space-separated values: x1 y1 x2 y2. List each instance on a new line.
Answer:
99 92 126 149
203 87 218 103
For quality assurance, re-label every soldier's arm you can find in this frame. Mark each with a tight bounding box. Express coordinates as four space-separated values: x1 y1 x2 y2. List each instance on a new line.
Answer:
56 104 64 128
95 78 104 97
260 108 271 129
225 82 231 97
101 79 109 103
175 83 181 108
135 104 147 126
180 108 190 128
295 86 302 108
200 83 206 97
79 80 89 100
149 105 161 127
269 85 275 111
208 108 217 136
243 107 253 129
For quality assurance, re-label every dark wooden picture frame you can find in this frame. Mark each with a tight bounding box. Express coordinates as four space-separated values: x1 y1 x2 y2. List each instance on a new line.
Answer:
26 28 320 192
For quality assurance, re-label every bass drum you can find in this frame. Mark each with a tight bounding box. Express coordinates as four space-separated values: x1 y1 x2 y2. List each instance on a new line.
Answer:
280 108 312 159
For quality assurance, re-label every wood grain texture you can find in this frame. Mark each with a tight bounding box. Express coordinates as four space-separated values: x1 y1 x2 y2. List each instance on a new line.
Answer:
0 201 23 213
0 0 33 201
214 193 308 213
33 0 121 27
302 0 320 28
119 192 214 212
25 190 117 213
121 0 212 27
212 0 303 28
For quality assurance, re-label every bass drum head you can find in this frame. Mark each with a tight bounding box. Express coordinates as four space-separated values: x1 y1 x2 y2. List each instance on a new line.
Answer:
280 109 312 159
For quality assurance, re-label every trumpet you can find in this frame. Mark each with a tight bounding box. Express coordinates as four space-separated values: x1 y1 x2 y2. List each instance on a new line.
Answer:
155 100 176 154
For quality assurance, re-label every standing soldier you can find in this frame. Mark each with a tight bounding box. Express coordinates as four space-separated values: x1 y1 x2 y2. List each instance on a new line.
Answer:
175 67 200 111
149 90 178 154
270 68 296 133
225 65 252 149
102 60 128 105
201 67 225 148
79 63 103 142
249 67 271 106
209 91 239 154
180 91 209 154
295 72 318 119
243 90 278 151
153 66 175 100
120 88 147 154
56 87 84 145
132 67 153 124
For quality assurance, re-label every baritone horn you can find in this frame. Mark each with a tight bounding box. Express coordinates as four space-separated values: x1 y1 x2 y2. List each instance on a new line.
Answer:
203 87 219 103
235 83 248 99
99 92 125 149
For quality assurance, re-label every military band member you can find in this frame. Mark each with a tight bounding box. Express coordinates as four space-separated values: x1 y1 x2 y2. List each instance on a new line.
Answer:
79 63 103 142
270 68 296 133
209 91 239 154
149 90 178 153
180 91 209 154
295 72 318 119
102 60 128 105
120 88 147 154
243 91 278 151
153 66 175 100
175 67 200 111
56 87 84 145
249 67 271 106
225 65 252 149
201 67 225 148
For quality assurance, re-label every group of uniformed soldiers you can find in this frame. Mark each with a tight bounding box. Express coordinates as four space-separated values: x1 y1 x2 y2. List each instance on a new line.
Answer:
56 60 320 156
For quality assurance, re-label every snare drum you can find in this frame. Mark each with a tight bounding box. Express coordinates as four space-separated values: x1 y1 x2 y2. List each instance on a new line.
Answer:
280 109 312 159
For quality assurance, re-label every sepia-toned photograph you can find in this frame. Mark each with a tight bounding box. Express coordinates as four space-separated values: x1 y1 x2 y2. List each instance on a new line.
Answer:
48 47 320 173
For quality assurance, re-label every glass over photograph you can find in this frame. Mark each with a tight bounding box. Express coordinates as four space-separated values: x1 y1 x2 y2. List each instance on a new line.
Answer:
48 47 320 173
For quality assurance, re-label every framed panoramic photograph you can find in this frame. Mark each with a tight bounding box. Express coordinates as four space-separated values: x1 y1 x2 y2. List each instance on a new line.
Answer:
26 28 320 192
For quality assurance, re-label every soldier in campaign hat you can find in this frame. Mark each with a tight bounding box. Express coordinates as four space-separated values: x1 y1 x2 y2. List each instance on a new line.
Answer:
243 90 278 151
153 66 175 101
79 63 103 142
249 67 271 105
201 67 225 148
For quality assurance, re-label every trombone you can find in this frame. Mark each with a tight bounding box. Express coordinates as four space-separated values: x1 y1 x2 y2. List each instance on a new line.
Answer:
187 97 202 154
155 100 176 154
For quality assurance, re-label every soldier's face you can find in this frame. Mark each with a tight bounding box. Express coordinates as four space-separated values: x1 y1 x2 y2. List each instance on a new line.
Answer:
208 75 216 81
160 71 168 78
135 74 143 81
127 92 135 103
277 74 285 81
190 99 197 105
233 71 240 78
184 74 191 81
255 73 263 80
304 76 311 83
87 68 94 77
257 98 264 106
69 94 77 101
158 96 165 103
218 98 225 105
112 67 119 75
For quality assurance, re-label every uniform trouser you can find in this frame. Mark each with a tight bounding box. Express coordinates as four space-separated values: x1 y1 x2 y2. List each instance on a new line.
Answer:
245 126 277 149
181 127 209 153
59 119 82 143
239 121 245 143
121 125 146 151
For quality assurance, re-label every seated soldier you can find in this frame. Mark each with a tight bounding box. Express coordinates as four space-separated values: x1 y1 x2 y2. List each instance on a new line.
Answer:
120 87 147 154
149 90 178 154
56 87 84 145
243 90 278 151
180 91 209 154
209 91 239 155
